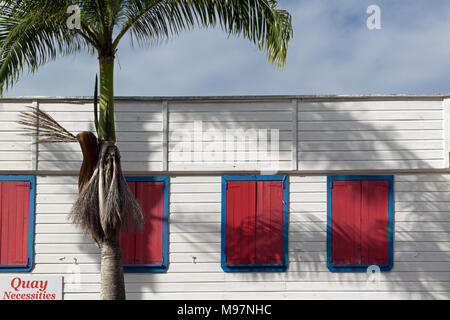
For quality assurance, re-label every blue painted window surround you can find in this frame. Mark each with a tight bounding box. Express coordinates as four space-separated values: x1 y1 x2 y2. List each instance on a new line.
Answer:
0 176 36 272
221 175 289 272
327 175 394 272
123 176 169 273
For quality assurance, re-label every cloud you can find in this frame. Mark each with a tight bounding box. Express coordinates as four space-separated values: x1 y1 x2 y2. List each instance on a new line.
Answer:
5 0 450 96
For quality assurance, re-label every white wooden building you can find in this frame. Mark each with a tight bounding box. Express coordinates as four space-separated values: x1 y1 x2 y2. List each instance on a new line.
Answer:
0 95 449 300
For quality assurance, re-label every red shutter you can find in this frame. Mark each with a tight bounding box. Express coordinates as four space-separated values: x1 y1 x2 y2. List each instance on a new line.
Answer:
332 179 390 266
256 181 283 264
0 181 29 266
120 181 164 265
135 182 164 265
226 180 284 265
331 180 361 265
120 181 136 264
361 180 389 265
226 181 256 264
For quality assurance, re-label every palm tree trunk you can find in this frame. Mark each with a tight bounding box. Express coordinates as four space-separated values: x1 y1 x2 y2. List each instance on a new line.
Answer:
100 229 126 300
98 56 124 299
98 57 116 142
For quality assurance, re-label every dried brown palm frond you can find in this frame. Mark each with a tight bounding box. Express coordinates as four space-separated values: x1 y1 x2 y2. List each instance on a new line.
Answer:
77 131 99 193
69 140 143 245
17 106 78 143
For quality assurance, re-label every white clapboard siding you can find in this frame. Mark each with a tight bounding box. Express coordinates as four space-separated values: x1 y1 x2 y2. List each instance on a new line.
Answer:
35 101 164 172
0 174 442 299
2 96 449 173
1 96 450 300
298 100 445 170
168 100 293 171
0 102 33 170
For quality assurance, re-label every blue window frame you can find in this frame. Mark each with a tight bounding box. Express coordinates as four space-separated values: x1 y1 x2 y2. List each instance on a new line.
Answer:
123 176 169 273
0 176 36 272
327 175 394 272
221 175 289 272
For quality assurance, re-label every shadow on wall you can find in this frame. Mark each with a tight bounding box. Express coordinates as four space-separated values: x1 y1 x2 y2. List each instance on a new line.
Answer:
34 99 450 299
165 100 450 299
235 100 449 299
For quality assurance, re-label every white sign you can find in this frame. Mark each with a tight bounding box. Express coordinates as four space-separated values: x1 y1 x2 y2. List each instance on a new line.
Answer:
0 276 63 300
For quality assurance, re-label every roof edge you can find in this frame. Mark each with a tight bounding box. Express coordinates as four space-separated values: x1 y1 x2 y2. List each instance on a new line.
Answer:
1 94 449 102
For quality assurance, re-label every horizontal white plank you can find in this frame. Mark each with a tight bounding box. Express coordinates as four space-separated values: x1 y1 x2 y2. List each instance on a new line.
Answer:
38 102 162 113
395 174 450 182
171 176 221 183
116 132 163 142
36 224 82 234
37 186 77 194
37 161 163 171
300 101 443 112
0 142 31 151
168 162 293 171
170 122 291 131
169 141 293 151
170 111 292 122
169 102 291 112
299 160 444 170
35 244 99 254
170 203 221 213
393 212 450 222
37 176 78 184
299 111 442 121
396 181 450 192
0 152 30 161
395 201 450 212
40 142 163 153
299 131 442 141
35 234 92 244
170 183 221 193
38 151 162 162
396 192 450 202
169 151 292 162
299 140 444 152
0 103 33 112
170 131 292 142
36 214 70 224
32 264 100 274
0 161 30 170
299 150 443 161
1 111 162 122
0 132 30 142
300 120 442 131
36 254 100 264
170 193 220 203
36 204 78 214
171 216 224 226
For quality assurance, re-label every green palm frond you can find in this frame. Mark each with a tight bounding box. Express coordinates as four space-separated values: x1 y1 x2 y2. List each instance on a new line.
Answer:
0 0 100 94
0 0 292 95
114 0 293 68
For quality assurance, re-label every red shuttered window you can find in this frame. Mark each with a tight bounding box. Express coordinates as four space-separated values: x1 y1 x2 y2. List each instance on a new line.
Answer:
0 177 35 272
222 176 288 272
327 176 393 272
120 177 169 273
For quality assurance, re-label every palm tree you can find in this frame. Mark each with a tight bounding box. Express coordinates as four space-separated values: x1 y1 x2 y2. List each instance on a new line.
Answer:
0 0 293 300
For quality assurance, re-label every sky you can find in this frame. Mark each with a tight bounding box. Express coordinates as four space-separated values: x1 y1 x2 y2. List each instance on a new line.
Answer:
5 0 450 97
